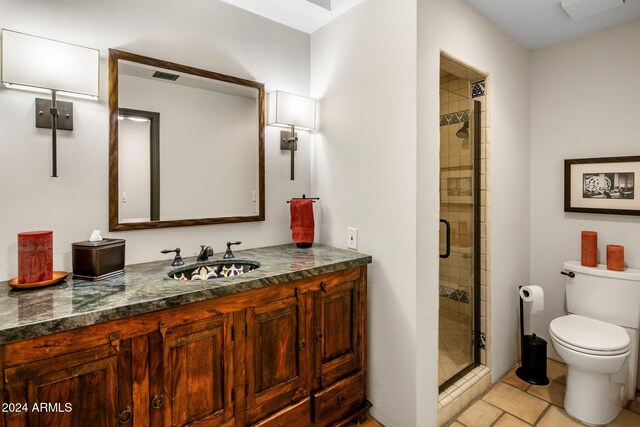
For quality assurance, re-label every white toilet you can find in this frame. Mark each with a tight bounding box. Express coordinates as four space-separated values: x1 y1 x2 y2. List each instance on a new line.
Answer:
549 261 640 425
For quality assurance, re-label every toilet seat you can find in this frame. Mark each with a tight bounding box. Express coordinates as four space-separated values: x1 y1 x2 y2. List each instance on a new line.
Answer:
550 315 630 356
550 330 630 356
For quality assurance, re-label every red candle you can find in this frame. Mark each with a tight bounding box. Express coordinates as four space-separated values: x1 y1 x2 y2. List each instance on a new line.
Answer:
606 245 624 271
18 231 53 284
581 231 597 267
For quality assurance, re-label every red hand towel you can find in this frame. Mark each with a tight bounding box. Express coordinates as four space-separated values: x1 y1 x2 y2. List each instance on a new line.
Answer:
290 199 315 244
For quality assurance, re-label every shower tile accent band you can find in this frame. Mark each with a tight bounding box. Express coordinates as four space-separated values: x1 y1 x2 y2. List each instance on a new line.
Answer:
471 80 486 98
439 285 470 304
440 110 469 126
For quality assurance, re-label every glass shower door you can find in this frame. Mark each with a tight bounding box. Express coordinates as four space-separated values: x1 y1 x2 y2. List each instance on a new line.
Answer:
438 75 480 387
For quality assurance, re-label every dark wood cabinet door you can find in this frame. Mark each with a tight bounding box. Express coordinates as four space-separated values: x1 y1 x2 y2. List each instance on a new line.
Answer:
245 295 308 424
151 314 234 427
314 278 362 387
4 344 128 427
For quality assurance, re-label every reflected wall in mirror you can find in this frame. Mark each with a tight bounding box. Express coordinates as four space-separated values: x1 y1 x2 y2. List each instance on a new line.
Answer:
109 49 265 231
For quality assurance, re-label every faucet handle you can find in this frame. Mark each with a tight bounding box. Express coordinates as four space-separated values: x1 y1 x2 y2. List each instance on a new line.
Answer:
161 248 185 267
224 241 242 259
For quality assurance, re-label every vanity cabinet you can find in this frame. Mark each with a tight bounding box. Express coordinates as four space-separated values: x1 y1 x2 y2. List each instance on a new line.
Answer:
313 278 362 389
2 329 142 427
150 315 234 426
3 343 128 427
0 266 368 427
245 295 309 425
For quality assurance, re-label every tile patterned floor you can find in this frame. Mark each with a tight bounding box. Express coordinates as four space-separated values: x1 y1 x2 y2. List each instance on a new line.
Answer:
447 359 640 426
439 316 473 384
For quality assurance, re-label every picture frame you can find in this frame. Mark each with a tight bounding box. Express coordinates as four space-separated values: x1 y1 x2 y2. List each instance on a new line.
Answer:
441 169 473 204
564 155 640 216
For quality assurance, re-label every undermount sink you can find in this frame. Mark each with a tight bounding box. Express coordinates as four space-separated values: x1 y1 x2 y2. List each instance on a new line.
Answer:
169 260 261 281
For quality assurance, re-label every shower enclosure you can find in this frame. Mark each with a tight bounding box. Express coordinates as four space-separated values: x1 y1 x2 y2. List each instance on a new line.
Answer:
438 60 482 388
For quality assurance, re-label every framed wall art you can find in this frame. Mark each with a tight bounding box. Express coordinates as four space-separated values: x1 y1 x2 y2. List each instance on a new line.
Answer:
564 155 640 216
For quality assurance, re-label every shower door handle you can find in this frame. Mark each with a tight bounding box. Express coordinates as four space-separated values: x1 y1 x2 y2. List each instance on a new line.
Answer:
440 219 450 259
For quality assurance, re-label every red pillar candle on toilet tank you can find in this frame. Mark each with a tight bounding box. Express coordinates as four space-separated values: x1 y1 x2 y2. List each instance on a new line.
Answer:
606 245 624 271
18 231 53 284
581 231 597 267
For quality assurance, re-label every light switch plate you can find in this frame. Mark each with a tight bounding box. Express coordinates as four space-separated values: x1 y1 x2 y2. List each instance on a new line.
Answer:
347 227 358 250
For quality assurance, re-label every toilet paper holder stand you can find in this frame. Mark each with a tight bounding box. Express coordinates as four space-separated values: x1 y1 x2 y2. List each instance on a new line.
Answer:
516 285 550 385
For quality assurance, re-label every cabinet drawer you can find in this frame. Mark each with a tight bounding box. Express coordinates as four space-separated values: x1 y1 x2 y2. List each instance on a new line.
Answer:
251 397 311 427
312 373 364 423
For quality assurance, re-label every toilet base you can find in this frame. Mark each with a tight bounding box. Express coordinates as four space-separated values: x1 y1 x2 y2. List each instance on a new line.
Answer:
565 366 625 425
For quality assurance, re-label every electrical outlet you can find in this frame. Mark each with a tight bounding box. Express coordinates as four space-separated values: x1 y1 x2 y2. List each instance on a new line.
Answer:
347 227 358 250
122 192 127 203
252 190 257 202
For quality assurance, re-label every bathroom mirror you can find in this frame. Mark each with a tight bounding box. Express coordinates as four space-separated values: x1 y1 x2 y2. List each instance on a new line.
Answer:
109 49 265 231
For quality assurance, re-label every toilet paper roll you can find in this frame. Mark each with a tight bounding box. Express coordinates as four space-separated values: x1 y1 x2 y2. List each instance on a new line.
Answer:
520 285 544 315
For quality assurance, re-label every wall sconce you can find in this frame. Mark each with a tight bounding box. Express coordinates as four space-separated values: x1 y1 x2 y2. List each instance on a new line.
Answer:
267 91 316 180
1 29 100 177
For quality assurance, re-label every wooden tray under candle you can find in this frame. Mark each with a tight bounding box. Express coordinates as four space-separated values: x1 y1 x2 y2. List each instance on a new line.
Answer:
8 271 69 289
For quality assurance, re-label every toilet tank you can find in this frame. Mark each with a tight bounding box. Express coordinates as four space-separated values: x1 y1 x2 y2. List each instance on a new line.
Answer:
564 261 640 329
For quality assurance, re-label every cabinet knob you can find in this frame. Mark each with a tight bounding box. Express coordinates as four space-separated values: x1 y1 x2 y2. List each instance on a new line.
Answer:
151 394 165 409
297 340 306 350
316 332 323 341
337 395 345 406
118 407 132 424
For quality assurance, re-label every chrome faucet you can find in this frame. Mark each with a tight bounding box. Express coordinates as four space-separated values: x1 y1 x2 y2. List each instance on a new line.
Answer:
197 245 214 262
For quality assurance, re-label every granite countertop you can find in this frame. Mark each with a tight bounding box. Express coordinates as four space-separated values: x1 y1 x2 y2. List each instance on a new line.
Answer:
0 244 371 345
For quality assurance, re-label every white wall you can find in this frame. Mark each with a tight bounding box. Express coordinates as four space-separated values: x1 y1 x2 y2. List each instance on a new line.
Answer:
530 20 640 381
310 0 418 424
417 1 530 423
311 0 531 424
0 0 311 280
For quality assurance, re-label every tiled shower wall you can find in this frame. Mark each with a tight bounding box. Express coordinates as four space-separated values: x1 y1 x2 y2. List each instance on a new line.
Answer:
438 65 493 425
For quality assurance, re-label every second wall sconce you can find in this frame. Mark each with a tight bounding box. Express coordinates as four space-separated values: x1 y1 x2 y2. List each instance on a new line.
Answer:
267 91 316 180
1 29 100 177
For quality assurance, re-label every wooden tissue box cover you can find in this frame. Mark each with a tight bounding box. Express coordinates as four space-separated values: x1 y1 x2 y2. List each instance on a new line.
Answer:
72 238 125 281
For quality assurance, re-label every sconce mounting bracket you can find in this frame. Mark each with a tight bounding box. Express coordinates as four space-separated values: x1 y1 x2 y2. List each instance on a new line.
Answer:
280 130 298 151
35 98 74 130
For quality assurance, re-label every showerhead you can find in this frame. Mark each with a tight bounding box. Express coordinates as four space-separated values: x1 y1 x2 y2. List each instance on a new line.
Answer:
456 121 469 139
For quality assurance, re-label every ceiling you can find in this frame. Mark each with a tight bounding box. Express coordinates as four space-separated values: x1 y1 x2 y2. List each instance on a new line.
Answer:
219 0 640 48
464 0 640 49
218 0 365 34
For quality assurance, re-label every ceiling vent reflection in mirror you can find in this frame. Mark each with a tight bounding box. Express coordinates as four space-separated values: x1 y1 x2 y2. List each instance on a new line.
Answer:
152 71 180 81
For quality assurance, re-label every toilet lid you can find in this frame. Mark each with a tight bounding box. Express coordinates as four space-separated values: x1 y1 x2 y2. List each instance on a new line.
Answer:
550 315 630 353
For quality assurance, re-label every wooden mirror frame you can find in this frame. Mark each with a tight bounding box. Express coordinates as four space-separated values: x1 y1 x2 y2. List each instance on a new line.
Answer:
108 49 265 231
